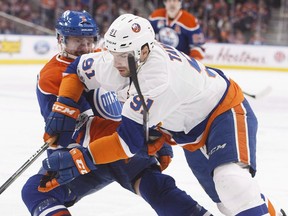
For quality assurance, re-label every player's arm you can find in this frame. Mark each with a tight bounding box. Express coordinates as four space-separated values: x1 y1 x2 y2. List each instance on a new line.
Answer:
37 64 63 120
87 102 173 164
37 81 58 120
189 29 205 60
183 14 206 60
58 57 84 102
44 57 85 145
39 116 170 192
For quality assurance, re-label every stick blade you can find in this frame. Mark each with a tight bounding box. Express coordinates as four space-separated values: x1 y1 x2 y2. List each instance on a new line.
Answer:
254 86 272 99
244 86 272 99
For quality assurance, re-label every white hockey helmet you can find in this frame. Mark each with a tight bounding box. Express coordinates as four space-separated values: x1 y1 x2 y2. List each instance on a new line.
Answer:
104 14 155 60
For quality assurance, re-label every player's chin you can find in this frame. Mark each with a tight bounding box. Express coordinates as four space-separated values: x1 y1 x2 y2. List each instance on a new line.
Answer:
117 68 129 77
120 71 130 77
76 51 90 56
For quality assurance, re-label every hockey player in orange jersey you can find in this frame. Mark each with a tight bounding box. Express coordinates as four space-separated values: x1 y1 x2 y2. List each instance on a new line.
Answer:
149 0 205 60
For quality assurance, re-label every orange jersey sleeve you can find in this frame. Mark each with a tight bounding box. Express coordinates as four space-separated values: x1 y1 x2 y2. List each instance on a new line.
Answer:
58 73 84 102
86 116 121 141
190 48 205 60
88 132 129 164
82 116 128 164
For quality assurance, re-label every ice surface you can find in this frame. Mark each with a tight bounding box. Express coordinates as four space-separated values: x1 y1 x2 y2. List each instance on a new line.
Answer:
0 65 287 215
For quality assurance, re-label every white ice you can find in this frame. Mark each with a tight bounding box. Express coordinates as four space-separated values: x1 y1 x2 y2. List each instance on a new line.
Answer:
0 65 287 215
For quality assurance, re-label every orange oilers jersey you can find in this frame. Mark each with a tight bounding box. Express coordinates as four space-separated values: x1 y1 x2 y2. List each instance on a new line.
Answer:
149 8 205 60
36 55 74 119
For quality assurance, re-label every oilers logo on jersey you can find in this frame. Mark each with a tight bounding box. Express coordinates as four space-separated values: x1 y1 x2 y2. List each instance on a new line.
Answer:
93 88 122 121
158 27 179 48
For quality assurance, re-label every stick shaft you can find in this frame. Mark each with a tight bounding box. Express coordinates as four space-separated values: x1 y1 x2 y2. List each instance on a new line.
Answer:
0 137 55 195
128 54 149 142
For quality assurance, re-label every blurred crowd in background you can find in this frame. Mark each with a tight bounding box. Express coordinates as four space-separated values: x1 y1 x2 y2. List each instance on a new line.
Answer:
0 0 287 45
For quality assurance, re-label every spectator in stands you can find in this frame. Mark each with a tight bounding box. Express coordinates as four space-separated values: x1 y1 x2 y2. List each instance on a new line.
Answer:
229 29 246 44
217 15 232 43
41 0 57 30
249 31 266 45
0 19 13 34
205 28 219 43
118 1 132 15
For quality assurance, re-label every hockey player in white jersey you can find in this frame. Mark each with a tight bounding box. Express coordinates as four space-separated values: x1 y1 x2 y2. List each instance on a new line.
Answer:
22 10 214 216
41 14 286 215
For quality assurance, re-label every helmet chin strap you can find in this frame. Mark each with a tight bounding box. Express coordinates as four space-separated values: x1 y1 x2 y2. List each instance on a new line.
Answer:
58 43 78 60
60 50 78 60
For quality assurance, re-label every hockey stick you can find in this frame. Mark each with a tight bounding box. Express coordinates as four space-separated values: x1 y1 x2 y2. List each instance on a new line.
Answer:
280 209 287 216
0 137 56 195
128 54 149 143
243 86 272 99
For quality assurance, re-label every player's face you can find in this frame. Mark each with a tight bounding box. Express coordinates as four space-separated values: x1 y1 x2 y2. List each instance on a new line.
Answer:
110 51 133 77
164 0 181 18
65 36 95 56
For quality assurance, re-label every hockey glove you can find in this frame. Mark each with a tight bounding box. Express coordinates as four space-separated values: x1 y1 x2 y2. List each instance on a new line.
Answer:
156 143 173 171
38 147 96 192
147 130 175 156
45 97 80 147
